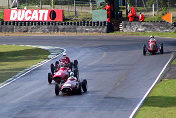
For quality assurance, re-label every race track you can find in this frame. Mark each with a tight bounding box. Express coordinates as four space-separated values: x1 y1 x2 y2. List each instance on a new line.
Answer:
0 36 176 118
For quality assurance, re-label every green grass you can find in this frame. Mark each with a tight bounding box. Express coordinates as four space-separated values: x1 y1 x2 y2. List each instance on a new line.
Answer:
0 45 50 83
2 31 176 37
171 59 176 65
144 16 176 22
0 9 4 21
111 32 176 38
145 16 163 21
121 15 176 22
136 79 176 118
64 11 92 21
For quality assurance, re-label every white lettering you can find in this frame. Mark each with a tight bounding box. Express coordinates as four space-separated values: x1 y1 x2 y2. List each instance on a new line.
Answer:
18 10 25 21
31 10 38 20
25 10 32 20
44 10 48 21
9 9 51 21
39 10 45 20
10 10 17 20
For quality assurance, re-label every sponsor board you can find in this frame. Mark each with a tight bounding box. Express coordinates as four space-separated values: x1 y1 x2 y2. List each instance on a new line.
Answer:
4 9 63 21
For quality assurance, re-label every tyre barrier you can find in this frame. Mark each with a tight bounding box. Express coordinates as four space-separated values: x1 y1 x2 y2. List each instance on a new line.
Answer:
173 22 176 27
0 21 113 33
119 22 123 32
122 21 176 32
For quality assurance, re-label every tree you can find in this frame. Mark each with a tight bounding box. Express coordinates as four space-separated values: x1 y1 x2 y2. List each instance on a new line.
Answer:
146 0 155 7
168 0 176 7
159 0 168 11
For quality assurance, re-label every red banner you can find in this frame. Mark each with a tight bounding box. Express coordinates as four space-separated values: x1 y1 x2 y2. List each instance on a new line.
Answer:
4 9 63 21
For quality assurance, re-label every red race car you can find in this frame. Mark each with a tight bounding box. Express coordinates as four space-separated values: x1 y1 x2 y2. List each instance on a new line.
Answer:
48 61 79 84
55 59 78 72
143 36 163 55
55 72 87 96
54 52 78 72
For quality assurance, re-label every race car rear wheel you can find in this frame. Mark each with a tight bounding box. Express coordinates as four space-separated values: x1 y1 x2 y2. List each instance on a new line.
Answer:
51 63 55 75
74 60 78 68
55 84 60 96
55 61 59 69
48 73 52 84
74 69 79 79
143 44 146 56
160 43 164 54
82 79 87 92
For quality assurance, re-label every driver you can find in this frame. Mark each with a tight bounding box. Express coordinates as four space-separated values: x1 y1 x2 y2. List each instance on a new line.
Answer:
68 72 78 81
59 62 71 73
63 63 71 73
149 35 156 41
61 52 71 64
149 35 157 46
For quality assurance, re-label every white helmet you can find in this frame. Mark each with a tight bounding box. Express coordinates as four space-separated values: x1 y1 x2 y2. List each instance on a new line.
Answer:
63 52 66 56
70 72 74 76
150 35 154 38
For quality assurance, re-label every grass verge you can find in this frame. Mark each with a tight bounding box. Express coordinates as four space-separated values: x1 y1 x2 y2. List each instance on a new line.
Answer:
0 9 4 21
171 59 176 65
111 32 176 38
135 79 176 118
0 45 50 83
1 32 176 38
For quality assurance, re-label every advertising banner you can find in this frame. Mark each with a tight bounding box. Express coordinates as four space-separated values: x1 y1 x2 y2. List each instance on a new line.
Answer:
4 9 63 21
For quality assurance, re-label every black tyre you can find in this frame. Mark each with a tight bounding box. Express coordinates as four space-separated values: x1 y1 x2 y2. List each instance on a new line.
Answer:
74 60 78 68
48 73 52 84
160 43 164 54
82 79 87 92
74 69 79 79
55 61 59 69
77 82 82 94
69 62 73 71
51 63 55 75
143 44 146 56
55 84 60 96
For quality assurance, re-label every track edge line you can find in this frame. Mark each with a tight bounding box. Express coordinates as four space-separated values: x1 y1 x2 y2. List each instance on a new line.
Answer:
129 52 176 118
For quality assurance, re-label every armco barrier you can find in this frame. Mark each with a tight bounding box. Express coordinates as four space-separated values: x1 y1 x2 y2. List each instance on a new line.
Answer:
0 21 114 33
122 21 176 32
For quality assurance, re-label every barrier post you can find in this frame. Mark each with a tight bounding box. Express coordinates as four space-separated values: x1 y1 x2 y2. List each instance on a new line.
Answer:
152 4 155 16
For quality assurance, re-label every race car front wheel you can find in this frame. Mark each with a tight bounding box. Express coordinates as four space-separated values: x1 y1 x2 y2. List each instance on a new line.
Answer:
82 79 87 92
143 44 146 56
51 63 55 75
55 84 60 96
48 73 52 84
160 43 164 54
77 82 82 95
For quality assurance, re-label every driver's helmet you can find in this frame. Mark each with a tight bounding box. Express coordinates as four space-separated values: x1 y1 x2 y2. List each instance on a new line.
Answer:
60 62 64 67
150 35 154 38
70 72 74 77
63 52 66 57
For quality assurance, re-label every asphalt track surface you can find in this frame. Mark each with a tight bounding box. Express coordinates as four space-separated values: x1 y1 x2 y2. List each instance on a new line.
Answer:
0 36 176 118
